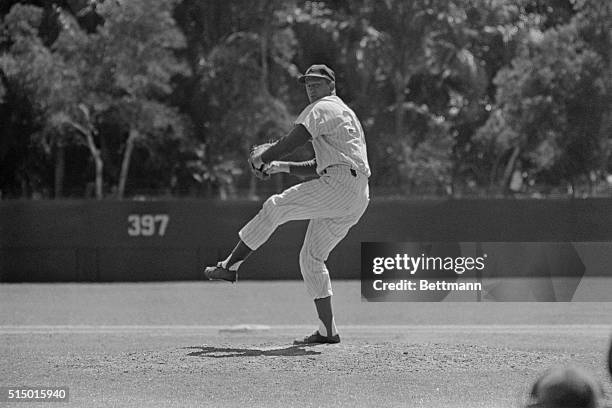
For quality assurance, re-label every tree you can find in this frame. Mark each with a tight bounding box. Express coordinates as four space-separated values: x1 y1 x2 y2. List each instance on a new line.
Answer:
70 0 189 199
48 0 190 199
1 1 190 199
353 1 477 144
330 0 485 194
3 1 611 198
0 4 65 198
476 21 607 194
572 0 612 188
179 0 298 198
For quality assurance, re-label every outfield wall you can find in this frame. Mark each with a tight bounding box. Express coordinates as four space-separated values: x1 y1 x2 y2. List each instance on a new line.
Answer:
1 198 611 282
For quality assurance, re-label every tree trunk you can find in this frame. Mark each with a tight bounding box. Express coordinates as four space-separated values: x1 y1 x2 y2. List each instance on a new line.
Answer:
68 120 103 199
488 154 502 193
260 21 270 97
117 130 138 200
393 71 407 143
501 146 520 194
20 173 27 199
54 143 65 199
91 142 103 200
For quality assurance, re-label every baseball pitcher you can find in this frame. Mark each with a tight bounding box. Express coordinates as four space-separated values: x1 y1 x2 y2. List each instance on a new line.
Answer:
204 64 371 345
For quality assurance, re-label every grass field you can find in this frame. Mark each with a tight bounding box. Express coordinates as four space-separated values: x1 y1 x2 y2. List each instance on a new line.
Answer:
1 281 611 407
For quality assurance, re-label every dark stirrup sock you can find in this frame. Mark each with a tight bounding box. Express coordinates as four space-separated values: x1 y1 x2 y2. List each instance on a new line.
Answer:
221 240 253 271
314 296 337 337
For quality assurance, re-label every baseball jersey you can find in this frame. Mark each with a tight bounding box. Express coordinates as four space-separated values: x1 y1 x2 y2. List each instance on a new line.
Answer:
295 95 371 177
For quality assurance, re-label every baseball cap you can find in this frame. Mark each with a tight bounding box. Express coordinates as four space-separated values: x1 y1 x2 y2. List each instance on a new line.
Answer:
298 64 335 83
526 366 603 408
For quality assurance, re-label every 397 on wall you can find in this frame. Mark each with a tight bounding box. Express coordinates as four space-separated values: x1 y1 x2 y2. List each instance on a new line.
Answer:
127 214 169 237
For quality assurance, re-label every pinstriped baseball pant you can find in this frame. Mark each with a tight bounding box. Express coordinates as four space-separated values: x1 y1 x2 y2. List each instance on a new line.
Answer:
239 166 369 299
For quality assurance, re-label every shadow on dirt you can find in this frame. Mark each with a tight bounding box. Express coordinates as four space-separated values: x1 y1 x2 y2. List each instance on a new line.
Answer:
182 345 322 358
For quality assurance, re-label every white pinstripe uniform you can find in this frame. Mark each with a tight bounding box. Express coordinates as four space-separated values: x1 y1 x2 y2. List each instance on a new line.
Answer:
239 95 370 299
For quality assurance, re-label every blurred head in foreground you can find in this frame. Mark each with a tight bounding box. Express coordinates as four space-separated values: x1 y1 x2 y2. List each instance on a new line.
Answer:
608 336 612 380
526 365 603 408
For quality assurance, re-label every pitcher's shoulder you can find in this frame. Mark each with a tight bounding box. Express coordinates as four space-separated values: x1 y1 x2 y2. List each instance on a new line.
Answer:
312 96 350 112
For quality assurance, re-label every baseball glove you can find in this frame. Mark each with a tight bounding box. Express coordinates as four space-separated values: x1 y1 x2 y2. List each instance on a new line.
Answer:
248 142 273 180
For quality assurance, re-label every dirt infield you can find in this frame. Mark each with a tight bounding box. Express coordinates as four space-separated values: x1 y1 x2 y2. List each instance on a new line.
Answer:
1 281 611 407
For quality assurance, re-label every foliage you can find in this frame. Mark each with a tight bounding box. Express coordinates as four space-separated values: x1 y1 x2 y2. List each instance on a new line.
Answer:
1 1 192 198
1 0 611 198
477 16 608 193
0 5 63 195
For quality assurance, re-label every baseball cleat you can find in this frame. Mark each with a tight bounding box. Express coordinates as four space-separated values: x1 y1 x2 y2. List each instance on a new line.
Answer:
203 263 237 283
293 331 340 345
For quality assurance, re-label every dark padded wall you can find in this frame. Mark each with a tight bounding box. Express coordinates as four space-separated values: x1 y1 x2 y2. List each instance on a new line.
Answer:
1 199 611 281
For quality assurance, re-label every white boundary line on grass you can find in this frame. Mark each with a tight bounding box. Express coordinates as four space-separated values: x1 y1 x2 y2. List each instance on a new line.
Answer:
0 324 609 334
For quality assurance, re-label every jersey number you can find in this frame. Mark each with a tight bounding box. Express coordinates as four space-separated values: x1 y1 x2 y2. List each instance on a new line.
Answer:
342 111 360 135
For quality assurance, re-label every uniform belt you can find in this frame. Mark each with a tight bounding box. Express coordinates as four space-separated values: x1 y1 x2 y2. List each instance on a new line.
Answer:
322 167 357 177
